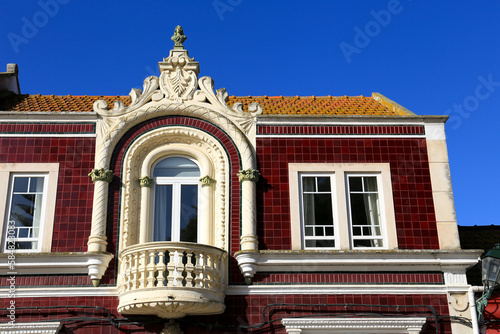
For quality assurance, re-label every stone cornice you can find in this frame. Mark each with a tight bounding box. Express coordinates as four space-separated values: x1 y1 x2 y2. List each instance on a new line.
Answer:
0 252 113 280
235 249 482 279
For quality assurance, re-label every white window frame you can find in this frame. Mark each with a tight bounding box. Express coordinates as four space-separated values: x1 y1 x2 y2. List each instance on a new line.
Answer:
0 163 59 253
345 173 385 249
299 173 339 249
4 173 48 252
150 156 202 243
290 163 397 250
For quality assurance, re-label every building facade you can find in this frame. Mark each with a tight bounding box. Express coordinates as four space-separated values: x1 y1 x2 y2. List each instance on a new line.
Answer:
0 28 482 333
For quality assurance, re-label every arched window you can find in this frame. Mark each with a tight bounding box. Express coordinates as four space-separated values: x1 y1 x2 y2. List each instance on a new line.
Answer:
152 157 200 243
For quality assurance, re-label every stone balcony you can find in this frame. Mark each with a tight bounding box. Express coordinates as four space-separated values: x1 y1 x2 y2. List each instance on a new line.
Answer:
117 241 227 319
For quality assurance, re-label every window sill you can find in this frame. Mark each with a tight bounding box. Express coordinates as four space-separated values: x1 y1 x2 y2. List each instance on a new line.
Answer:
0 252 113 281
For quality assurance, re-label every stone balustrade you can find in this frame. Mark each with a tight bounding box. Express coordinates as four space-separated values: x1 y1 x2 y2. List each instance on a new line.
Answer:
117 241 227 319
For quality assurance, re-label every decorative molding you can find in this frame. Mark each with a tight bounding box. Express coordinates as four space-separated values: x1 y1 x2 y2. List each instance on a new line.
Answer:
0 252 113 280
281 317 427 334
119 127 229 250
0 283 457 299
234 249 482 279
200 175 216 187
88 168 113 183
237 169 260 182
226 284 453 296
443 270 468 285
0 322 62 334
138 175 153 188
0 286 118 298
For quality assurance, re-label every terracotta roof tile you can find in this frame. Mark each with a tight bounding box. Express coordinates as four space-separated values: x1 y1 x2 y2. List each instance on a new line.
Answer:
0 94 411 116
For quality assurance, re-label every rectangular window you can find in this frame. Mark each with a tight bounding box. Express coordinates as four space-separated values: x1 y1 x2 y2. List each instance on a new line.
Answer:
300 175 336 249
4 174 48 252
290 163 397 250
347 175 383 248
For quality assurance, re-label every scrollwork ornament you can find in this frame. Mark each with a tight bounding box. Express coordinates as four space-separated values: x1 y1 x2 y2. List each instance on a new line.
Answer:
89 168 114 183
238 169 260 182
200 175 216 187
139 176 153 188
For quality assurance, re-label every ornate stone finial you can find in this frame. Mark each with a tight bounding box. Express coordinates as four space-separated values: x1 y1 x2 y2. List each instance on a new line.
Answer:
171 25 187 49
200 175 216 187
89 168 114 183
237 169 260 182
139 176 153 188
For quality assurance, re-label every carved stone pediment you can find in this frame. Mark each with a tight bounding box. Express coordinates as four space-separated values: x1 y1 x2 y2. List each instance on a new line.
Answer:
93 31 262 136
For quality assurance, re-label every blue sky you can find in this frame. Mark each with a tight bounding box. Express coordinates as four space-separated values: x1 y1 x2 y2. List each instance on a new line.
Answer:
1 1 499 227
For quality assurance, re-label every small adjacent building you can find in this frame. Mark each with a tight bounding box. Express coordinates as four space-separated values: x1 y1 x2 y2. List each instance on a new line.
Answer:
0 27 482 333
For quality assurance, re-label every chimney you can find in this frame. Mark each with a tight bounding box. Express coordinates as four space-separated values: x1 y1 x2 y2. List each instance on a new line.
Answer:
0 64 21 95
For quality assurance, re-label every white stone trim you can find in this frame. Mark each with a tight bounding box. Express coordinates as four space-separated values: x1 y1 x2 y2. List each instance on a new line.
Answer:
0 286 118 298
117 126 230 251
256 116 445 125
281 317 427 334
234 249 481 280
0 252 113 279
0 134 96 137
227 284 454 295
0 112 97 121
0 322 62 333
0 163 59 253
257 134 425 138
0 283 469 298
288 163 397 250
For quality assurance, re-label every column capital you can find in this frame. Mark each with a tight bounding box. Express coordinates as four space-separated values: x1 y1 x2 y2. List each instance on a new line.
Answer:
200 175 216 187
89 168 114 183
139 176 154 188
238 169 260 182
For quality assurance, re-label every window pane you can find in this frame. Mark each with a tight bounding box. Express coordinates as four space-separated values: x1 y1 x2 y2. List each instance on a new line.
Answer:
10 194 36 230
8 176 45 251
29 177 45 192
306 239 335 248
348 176 362 192
154 185 172 241
154 157 200 177
348 175 382 248
317 177 331 192
302 177 315 192
180 185 198 242
13 177 29 193
364 176 378 191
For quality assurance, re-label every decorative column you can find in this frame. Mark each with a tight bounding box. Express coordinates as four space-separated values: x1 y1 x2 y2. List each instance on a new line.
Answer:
88 168 114 252
139 176 153 244
200 176 216 245
238 169 260 251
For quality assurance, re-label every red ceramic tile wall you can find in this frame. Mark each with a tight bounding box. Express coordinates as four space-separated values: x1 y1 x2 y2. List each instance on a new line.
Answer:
107 116 243 283
189 294 451 334
251 272 443 284
256 137 439 249
0 137 95 253
0 123 95 134
0 275 91 287
3 294 451 334
258 124 425 135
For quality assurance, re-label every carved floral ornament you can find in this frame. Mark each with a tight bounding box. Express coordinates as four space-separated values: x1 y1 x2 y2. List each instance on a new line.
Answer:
93 26 262 136
88 168 114 183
